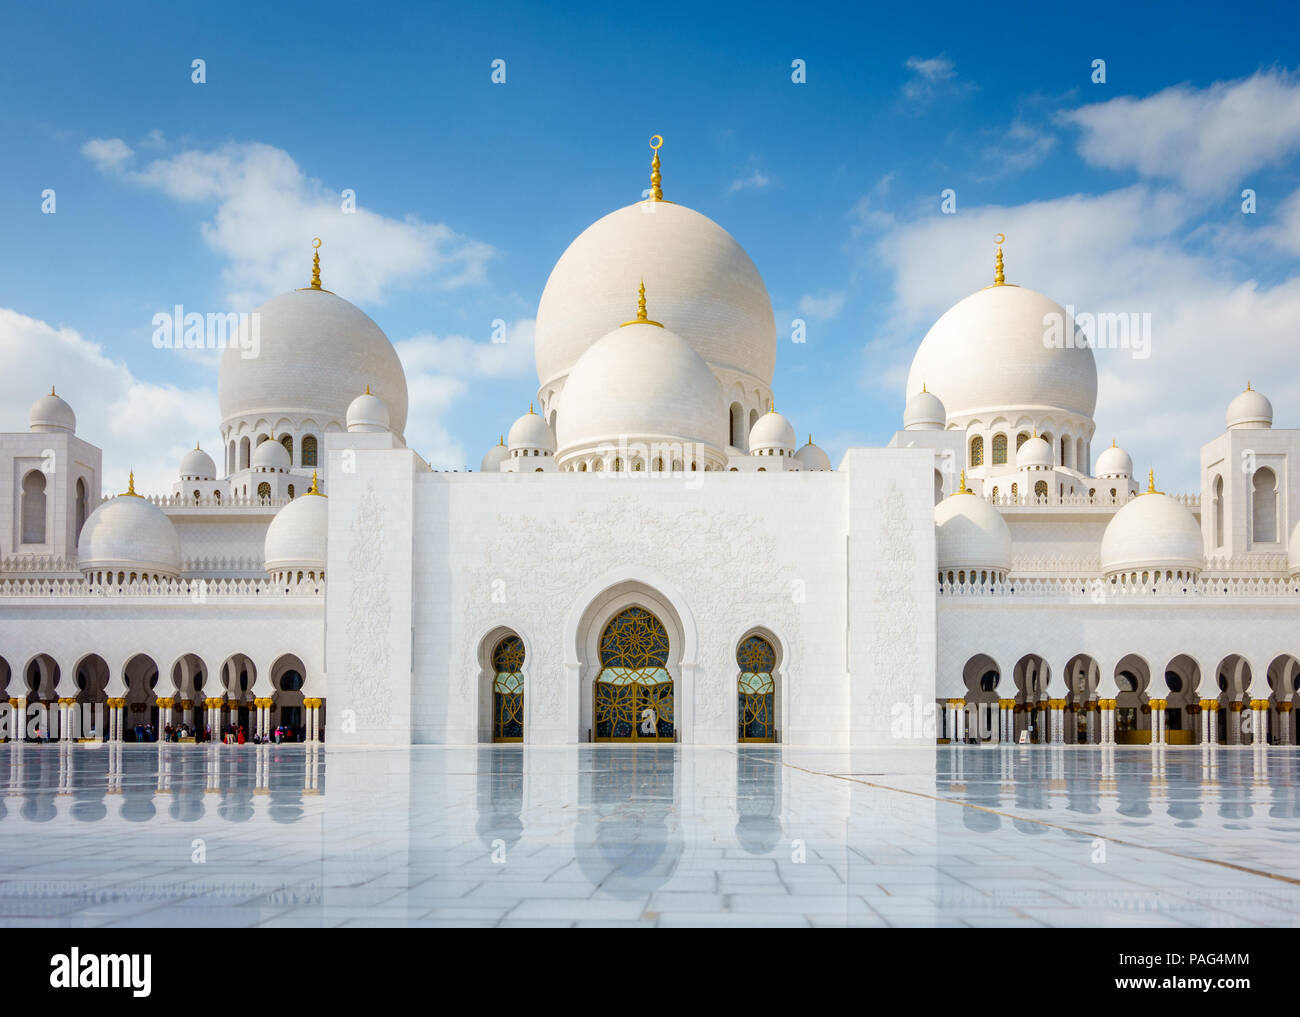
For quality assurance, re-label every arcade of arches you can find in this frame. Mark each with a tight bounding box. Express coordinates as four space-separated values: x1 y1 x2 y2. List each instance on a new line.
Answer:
0 651 322 743
942 651 1300 746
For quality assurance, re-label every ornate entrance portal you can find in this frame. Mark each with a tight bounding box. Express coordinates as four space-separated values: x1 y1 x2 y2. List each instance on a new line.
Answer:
492 635 525 742
594 607 674 741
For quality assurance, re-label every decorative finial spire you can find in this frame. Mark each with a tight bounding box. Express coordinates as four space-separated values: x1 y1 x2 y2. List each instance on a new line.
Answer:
1247 380 1252 391
993 233 1006 286
307 470 323 496
50 385 56 396
365 383 371 395
310 237 322 290
1147 468 1156 494
195 440 200 450
1112 439 1116 447
807 434 812 446
956 470 971 495
620 280 664 327
649 135 663 201
528 402 534 415
499 435 504 447
123 471 138 497
921 382 927 393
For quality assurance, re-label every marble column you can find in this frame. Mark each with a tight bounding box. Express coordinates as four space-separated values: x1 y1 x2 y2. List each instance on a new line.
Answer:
1278 702 1293 746
1098 699 1115 745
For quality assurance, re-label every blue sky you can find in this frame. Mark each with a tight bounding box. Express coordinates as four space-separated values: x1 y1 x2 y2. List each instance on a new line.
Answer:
3 0 1300 492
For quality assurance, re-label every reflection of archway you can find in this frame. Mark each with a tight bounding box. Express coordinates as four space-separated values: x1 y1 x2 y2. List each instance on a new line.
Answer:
575 748 680 896
572 577 688 743
737 632 778 743
1114 653 1151 744
594 607 673 741
271 653 307 736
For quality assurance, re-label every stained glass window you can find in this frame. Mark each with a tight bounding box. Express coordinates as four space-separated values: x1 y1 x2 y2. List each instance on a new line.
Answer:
991 433 1008 465
492 635 525 742
595 607 673 740
969 435 984 467
737 635 776 742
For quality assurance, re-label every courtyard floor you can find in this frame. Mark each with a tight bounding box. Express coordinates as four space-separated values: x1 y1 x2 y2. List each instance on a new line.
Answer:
0 742 1297 927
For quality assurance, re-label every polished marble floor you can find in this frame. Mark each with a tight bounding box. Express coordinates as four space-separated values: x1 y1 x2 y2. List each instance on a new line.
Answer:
1 742 1298 927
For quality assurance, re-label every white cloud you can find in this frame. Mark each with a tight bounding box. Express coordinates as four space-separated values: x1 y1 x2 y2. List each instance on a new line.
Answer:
902 54 972 104
83 139 494 307
727 168 772 195
394 318 536 468
980 119 1057 178
0 308 217 497
1059 68 1300 194
799 290 847 321
81 137 134 172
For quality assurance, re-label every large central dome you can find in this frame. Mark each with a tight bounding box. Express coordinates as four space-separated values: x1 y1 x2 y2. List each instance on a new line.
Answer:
219 288 409 440
905 284 1098 423
535 200 776 393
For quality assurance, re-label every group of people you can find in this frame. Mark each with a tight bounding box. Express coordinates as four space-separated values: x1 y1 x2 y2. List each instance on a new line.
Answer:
216 723 300 744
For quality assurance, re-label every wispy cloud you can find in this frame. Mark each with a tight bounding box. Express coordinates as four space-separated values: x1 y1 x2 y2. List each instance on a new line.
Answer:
901 54 973 104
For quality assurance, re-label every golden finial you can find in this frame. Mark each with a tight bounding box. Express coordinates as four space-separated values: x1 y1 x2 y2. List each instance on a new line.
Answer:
620 280 663 327
993 233 1006 286
195 440 201 450
1111 439 1116 448
122 471 138 497
1145 468 1162 495
365 383 371 395
1247 380 1252 391
305 470 325 496
955 470 971 495
310 237 322 290
649 135 664 201
807 434 812 446
498 435 504 447
50 385 56 396
921 382 926 393
528 402 534 415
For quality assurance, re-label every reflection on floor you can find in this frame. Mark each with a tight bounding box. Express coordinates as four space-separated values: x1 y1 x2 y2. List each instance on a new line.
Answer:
1 742 1298 927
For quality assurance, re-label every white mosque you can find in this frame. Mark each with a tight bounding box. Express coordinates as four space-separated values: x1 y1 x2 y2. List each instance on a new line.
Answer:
2 141 1299 751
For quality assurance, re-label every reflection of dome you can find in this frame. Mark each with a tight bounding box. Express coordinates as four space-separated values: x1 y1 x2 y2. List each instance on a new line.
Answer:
252 438 291 472
749 409 795 455
795 437 832 472
480 437 508 473
535 200 776 393
1100 481 1203 577
29 388 75 433
555 317 727 467
218 286 408 440
1226 384 1272 430
1094 441 1132 478
263 477 327 576
906 284 1098 421
935 485 1012 576
507 407 556 453
78 478 182 580
179 445 216 480
346 389 390 433
903 387 946 430
1016 435 1053 469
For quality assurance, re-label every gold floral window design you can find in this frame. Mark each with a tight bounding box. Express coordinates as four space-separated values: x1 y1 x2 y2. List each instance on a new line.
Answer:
737 635 776 742
594 607 673 741
492 635 525 742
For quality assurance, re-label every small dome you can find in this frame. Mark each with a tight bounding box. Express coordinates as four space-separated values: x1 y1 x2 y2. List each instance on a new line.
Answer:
252 438 291 472
749 409 795 454
508 407 556 453
903 387 946 430
179 445 216 481
795 437 832 472
29 389 75 434
264 480 328 575
346 389 390 433
480 439 508 473
1016 435 1053 469
1100 485 1203 577
935 489 1012 574
77 480 182 580
1226 384 1272 430
555 321 726 461
1094 441 1132 478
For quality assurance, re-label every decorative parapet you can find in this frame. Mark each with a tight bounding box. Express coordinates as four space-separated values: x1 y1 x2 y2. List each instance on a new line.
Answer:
939 573 1300 599
98 493 289 510
988 492 1199 509
0 576 323 599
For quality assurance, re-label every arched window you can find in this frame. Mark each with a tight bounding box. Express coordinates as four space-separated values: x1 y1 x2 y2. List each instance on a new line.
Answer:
1212 474 1224 547
1076 437 1087 473
991 433 1008 465
1034 480 1048 500
301 434 318 468
1010 483 1018 499
594 607 672 741
20 471 46 544
75 477 88 541
239 436 251 470
287 484 295 499
730 402 745 449
491 635 525 742
1060 436 1069 466
737 635 776 742
969 435 984 467
1252 467 1277 543
280 433 293 464
1016 432 1030 452
257 482 271 500
933 469 944 505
